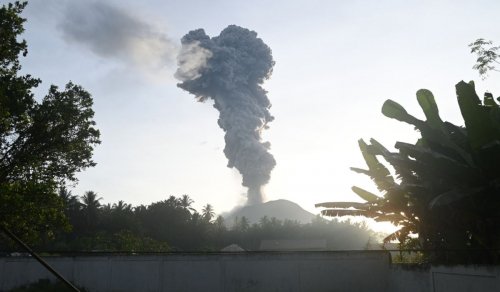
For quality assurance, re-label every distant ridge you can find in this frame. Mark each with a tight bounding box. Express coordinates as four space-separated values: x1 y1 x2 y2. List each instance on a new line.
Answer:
224 199 317 225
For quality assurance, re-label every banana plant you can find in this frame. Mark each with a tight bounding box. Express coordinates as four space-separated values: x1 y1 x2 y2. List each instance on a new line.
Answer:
317 81 500 263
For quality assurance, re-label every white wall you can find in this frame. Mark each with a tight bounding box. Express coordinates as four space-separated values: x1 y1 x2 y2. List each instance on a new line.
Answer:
2 252 500 291
0 251 390 292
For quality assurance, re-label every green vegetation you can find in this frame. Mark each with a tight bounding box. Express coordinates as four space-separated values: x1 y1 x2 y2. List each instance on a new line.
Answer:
0 1 100 243
469 38 499 79
4 191 374 252
317 81 500 263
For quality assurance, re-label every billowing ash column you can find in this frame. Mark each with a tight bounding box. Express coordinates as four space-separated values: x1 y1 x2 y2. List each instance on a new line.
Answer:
175 25 276 205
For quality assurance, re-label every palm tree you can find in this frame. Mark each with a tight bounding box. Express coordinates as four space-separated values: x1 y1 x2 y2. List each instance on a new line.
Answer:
58 186 81 212
202 204 215 222
58 186 72 203
80 191 102 233
214 215 226 231
113 200 131 212
81 191 102 210
179 194 195 212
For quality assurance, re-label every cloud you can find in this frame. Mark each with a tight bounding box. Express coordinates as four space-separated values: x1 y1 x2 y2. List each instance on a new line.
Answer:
175 41 213 81
58 1 177 72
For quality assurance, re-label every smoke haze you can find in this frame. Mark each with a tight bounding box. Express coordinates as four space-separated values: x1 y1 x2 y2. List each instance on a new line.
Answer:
176 25 276 205
58 1 177 70
175 41 212 81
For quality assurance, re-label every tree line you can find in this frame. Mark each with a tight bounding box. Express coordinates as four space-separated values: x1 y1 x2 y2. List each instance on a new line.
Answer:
11 189 374 252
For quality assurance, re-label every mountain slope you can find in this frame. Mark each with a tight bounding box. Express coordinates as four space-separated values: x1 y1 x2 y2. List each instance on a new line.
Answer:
224 199 317 225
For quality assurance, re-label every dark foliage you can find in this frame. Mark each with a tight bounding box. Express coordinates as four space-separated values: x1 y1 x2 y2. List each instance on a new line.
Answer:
0 1 100 243
17 192 375 252
469 38 500 79
317 81 500 264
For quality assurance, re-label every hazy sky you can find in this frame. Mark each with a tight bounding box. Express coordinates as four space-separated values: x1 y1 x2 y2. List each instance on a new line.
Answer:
17 0 500 220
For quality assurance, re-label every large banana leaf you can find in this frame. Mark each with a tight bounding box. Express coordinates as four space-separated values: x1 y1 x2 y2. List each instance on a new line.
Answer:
395 142 479 184
383 97 475 166
417 89 444 131
383 225 413 244
456 81 500 150
483 92 498 107
398 183 428 196
318 82 500 260
367 138 391 156
374 213 407 224
351 186 380 202
350 167 371 176
315 201 369 209
366 139 420 184
320 209 377 218
356 139 395 192
428 186 485 209
489 106 500 133
381 99 412 123
479 141 500 176
443 122 469 151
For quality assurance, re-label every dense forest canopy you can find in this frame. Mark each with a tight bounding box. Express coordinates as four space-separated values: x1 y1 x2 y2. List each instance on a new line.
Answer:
12 191 374 252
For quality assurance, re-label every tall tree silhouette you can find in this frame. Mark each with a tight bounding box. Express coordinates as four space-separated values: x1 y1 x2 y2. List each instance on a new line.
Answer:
0 2 100 243
202 204 215 222
179 194 195 212
80 191 102 234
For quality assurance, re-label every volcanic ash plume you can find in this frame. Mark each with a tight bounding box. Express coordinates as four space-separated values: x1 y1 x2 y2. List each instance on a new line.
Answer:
175 25 276 205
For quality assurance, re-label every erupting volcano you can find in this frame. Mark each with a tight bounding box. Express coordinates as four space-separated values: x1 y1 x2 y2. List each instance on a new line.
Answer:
175 25 276 205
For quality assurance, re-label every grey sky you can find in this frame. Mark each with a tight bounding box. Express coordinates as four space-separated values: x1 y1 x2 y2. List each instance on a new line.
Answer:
17 0 500 226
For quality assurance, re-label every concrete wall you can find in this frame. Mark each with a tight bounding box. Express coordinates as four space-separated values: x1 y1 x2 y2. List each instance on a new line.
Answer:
0 251 390 292
2 252 500 291
388 265 500 292
430 265 500 292
388 264 430 292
